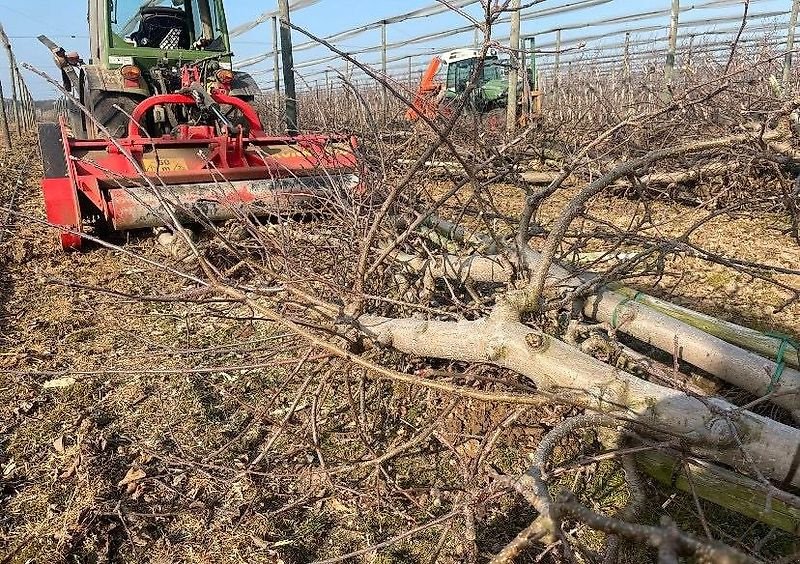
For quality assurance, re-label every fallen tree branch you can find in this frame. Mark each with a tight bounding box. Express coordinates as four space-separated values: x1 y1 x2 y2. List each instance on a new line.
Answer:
356 314 800 488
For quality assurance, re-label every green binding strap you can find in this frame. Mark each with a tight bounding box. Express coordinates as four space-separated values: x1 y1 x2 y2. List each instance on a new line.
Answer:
611 292 644 329
765 332 800 394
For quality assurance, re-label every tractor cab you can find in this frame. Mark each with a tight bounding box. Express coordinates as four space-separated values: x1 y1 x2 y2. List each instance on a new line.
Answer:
405 47 541 126
438 49 519 111
94 0 232 70
443 49 507 95
112 0 226 52
37 0 259 139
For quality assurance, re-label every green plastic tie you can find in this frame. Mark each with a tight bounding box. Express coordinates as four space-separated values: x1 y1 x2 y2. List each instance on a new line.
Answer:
764 332 799 393
612 291 646 329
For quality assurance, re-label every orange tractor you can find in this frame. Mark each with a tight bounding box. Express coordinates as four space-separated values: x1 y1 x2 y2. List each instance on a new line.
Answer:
406 48 541 130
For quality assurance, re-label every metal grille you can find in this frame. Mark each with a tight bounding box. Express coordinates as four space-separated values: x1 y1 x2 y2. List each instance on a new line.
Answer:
160 28 182 50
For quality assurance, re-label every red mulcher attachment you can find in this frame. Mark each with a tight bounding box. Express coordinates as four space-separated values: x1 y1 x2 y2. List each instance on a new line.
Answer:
39 93 359 250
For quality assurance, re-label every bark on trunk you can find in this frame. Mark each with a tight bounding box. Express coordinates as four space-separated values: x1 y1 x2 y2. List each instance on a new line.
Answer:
358 314 800 488
584 290 800 419
395 249 800 418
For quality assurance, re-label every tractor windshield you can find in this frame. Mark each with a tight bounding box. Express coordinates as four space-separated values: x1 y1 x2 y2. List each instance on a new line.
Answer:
446 57 506 93
111 0 225 51
482 59 506 82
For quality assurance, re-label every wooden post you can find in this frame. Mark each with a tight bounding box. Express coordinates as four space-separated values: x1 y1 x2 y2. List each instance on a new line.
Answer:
784 0 800 90
381 21 388 122
529 37 540 115
505 0 521 133
623 32 631 81
554 29 561 94
0 24 20 135
277 0 298 134
0 75 12 148
271 16 281 112
408 56 413 89
623 32 631 106
665 0 680 84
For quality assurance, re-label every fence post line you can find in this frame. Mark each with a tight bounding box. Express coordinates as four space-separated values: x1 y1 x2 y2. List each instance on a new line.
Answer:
506 0 521 133
271 16 281 115
21 78 34 130
15 72 28 131
665 0 680 84
0 75 11 148
277 0 298 134
14 65 28 131
784 0 800 91
381 21 388 122
22 81 34 130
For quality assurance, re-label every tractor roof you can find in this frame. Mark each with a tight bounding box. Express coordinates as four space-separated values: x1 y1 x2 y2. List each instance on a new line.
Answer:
440 48 498 64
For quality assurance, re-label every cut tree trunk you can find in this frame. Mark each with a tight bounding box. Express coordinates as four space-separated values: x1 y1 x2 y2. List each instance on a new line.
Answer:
615 287 799 369
395 244 800 418
583 290 800 419
358 314 800 488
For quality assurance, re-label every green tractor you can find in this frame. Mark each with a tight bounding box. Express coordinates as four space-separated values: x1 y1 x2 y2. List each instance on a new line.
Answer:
405 48 541 130
41 0 260 138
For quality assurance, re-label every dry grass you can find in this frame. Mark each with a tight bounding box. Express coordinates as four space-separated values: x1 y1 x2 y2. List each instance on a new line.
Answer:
0 129 797 562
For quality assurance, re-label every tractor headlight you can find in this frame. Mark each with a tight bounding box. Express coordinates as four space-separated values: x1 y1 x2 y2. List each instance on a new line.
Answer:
120 65 142 81
215 69 234 85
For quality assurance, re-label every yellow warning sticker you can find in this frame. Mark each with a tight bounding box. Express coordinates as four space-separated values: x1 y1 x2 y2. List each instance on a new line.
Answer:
142 157 189 173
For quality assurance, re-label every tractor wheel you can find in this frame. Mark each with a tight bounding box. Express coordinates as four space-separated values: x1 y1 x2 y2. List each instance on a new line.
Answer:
84 89 142 139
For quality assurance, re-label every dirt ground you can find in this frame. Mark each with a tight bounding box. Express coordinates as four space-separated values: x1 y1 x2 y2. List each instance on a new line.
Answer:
1 140 799 563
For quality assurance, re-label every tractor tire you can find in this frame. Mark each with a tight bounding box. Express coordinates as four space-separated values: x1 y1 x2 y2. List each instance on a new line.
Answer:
84 90 142 139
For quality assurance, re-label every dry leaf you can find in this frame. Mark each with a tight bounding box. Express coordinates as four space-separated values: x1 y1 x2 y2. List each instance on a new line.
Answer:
326 498 351 515
43 377 77 389
60 455 81 479
2 460 17 478
53 435 65 453
118 467 147 487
